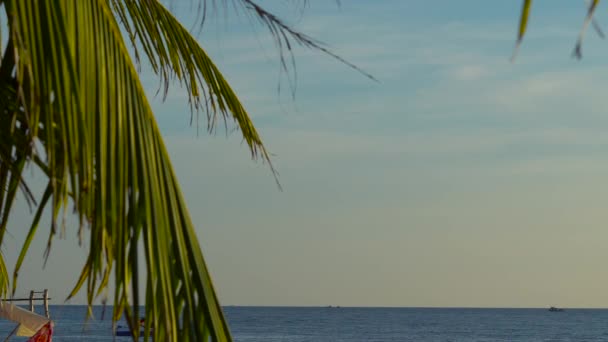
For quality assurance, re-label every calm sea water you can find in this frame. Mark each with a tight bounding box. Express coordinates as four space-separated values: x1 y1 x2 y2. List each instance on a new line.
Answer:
1 305 608 341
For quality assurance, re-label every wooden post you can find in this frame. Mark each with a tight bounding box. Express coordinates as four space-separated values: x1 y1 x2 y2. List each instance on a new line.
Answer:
28 291 34 312
43 289 49 318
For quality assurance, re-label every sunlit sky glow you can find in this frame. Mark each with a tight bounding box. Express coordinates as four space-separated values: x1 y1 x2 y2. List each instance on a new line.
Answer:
7 0 608 308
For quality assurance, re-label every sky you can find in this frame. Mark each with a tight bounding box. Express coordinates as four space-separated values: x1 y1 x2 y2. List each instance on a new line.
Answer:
7 0 608 308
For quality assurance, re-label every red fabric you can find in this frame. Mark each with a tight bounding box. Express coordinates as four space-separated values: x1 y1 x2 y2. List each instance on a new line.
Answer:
27 322 53 342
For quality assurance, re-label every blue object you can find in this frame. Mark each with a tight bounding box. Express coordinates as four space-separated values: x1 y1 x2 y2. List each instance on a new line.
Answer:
115 329 135 336
115 328 150 337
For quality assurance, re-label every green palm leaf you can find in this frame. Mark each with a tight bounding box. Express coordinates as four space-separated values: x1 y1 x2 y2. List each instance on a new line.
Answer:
4 0 234 340
512 0 532 61
573 0 601 58
0 252 8 298
0 1 371 340
111 0 272 163
513 0 604 60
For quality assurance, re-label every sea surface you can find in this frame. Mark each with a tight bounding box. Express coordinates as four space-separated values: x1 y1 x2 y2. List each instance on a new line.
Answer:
1 305 608 341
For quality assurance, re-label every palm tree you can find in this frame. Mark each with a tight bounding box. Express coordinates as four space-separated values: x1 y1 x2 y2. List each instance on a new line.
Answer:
0 1 370 340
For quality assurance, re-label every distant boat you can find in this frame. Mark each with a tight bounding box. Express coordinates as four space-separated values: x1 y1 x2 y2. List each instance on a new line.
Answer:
115 319 153 337
115 327 153 337
548 306 564 312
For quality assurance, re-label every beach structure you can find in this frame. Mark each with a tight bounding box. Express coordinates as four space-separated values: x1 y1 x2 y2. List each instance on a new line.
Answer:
0 289 53 341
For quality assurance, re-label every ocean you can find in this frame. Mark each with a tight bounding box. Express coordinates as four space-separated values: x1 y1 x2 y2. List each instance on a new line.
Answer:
1 305 607 341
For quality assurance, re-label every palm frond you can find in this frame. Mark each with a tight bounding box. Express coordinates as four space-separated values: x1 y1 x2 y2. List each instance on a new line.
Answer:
116 0 375 106
0 252 8 298
513 0 605 61
6 1 232 340
512 0 532 62
1 1 374 340
0 41 36 257
237 0 376 81
111 0 272 163
573 0 601 59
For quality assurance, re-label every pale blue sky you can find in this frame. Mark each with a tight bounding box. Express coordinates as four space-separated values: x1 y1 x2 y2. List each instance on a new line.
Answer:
7 1 608 308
